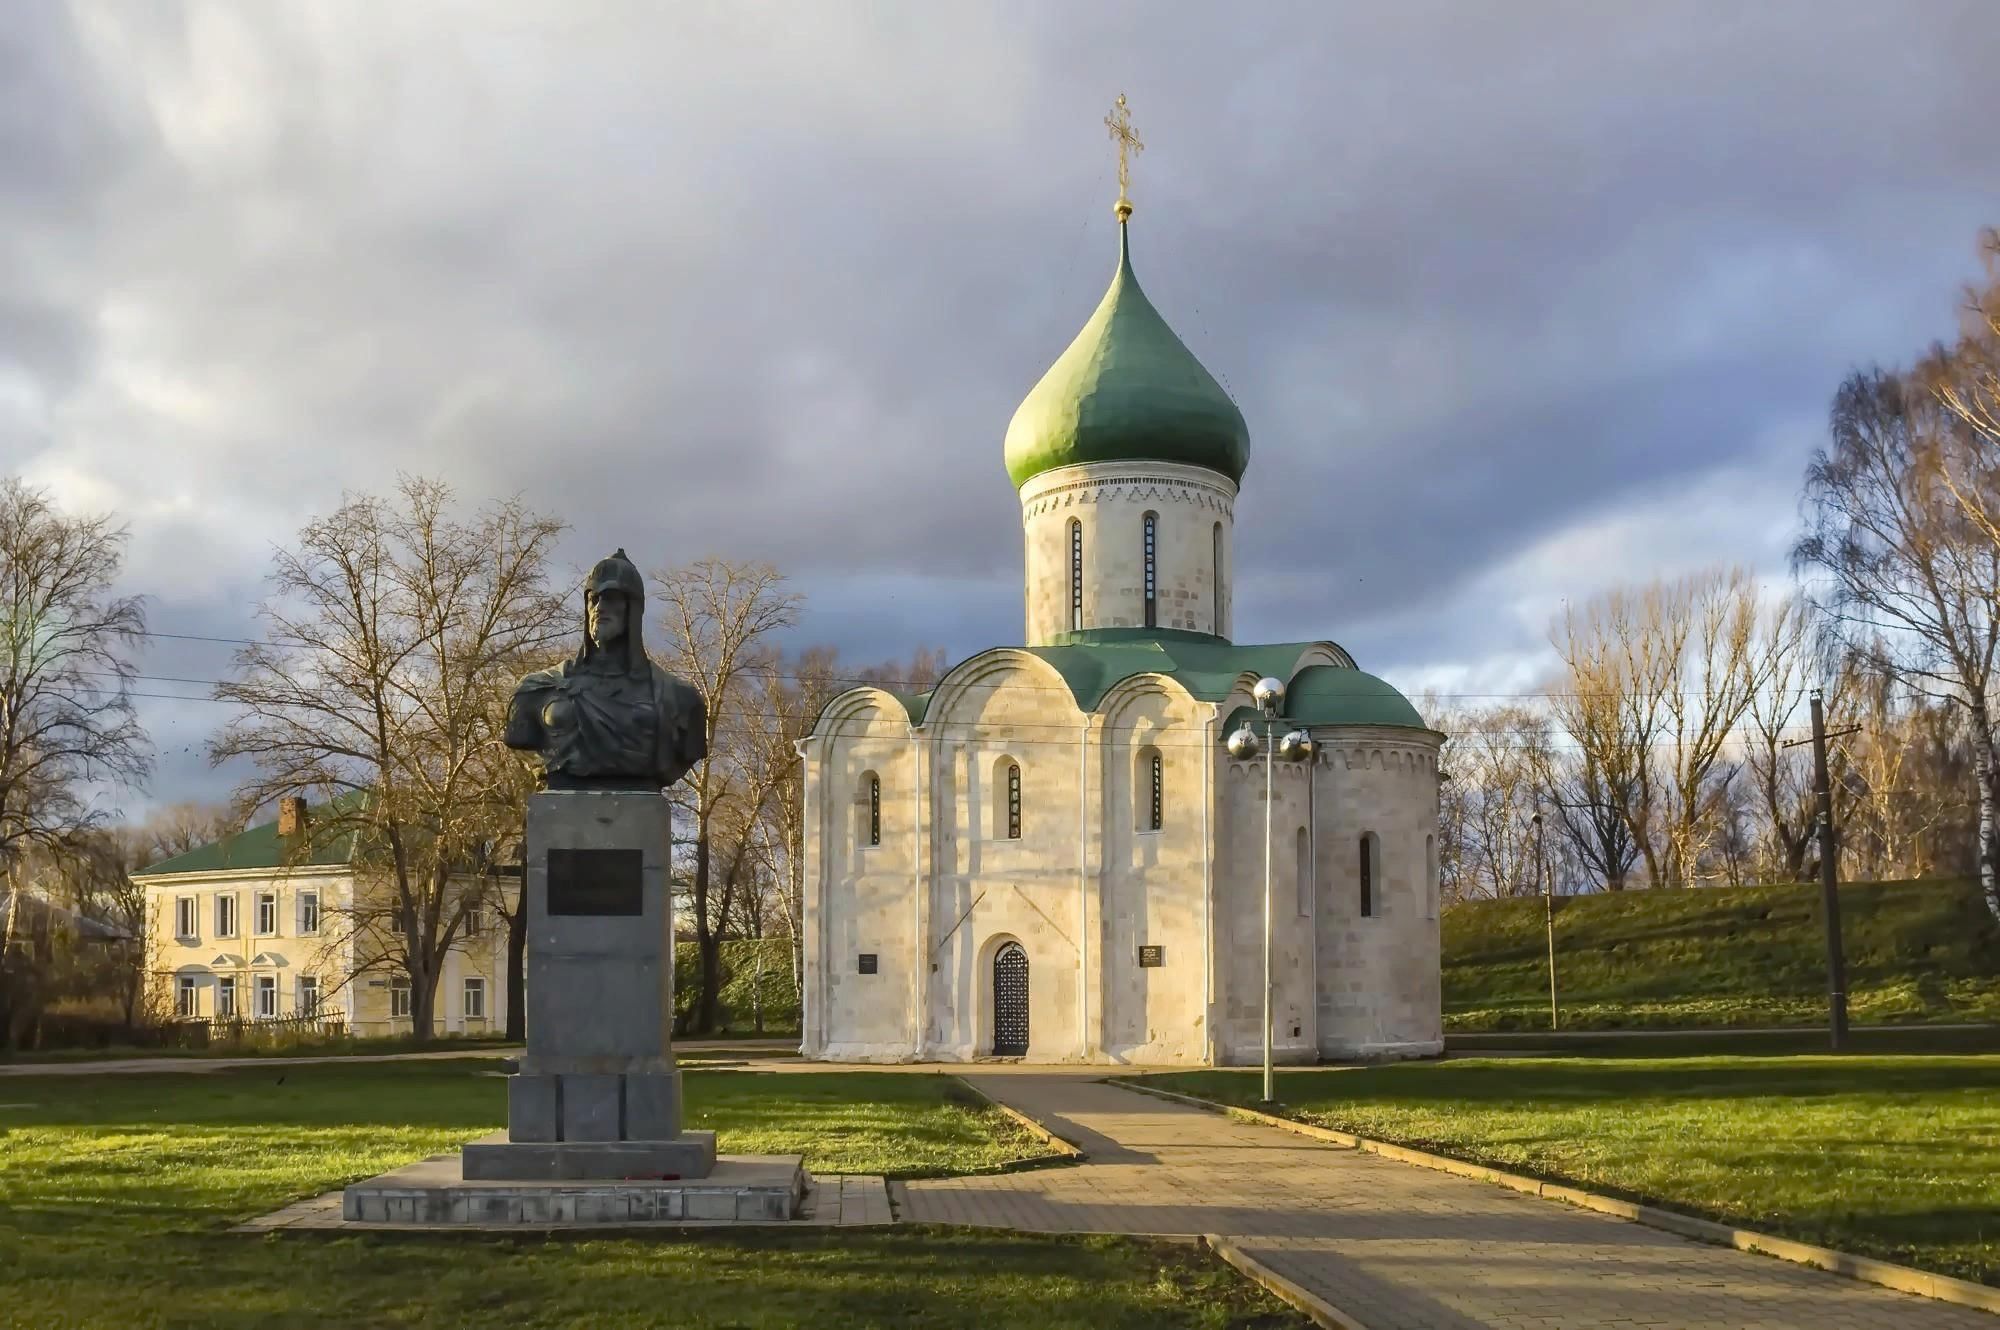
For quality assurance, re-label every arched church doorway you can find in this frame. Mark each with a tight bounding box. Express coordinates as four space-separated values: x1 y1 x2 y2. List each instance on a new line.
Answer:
992 941 1029 1056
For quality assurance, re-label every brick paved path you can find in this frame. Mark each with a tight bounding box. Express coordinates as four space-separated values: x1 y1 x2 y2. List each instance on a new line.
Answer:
899 1075 1995 1330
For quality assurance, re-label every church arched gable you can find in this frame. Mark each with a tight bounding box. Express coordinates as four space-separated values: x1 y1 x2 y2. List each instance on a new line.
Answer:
814 687 916 742
1097 673 1200 842
922 648 1084 735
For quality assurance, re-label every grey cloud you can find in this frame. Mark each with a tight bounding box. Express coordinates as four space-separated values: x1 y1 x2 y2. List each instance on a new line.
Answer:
6 1 1999 812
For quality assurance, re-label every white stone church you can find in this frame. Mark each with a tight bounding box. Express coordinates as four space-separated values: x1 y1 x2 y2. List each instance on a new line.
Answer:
797 210 1444 1065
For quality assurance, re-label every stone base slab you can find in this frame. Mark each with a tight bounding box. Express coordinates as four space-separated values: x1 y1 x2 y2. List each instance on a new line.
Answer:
341 1143 802 1226
462 1129 717 1181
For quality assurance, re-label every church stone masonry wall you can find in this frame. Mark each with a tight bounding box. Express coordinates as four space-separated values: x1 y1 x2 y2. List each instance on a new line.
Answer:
1212 750 1320 1065
1309 728 1445 1060
801 672 1443 1066
799 693 920 1062
1094 680 1212 1064
921 653 1089 1063
1019 460 1237 645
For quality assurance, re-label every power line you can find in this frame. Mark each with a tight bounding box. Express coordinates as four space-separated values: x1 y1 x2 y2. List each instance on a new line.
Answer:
113 628 1847 702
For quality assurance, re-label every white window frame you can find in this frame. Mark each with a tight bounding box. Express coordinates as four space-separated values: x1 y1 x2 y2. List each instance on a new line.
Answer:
298 975 319 1019
389 976 412 1019
463 976 486 1021
216 976 237 1018
175 896 198 940
255 974 277 1019
176 976 199 1017
215 893 238 939
298 890 320 936
255 891 278 937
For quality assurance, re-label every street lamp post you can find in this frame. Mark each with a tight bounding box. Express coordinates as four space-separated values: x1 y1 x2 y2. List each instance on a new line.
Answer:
1533 811 1556 1030
1227 677 1314 1106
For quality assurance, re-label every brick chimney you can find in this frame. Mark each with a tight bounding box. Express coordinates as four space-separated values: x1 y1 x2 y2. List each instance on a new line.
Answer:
277 796 307 838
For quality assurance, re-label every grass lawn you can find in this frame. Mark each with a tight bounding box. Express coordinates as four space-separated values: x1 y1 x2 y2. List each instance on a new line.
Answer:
1445 1025 2000 1057
0 1059 1301 1328
1443 877 2000 1031
1142 1055 2000 1287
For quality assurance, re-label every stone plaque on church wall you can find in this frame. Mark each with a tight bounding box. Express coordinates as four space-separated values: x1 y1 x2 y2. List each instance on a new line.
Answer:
1138 944 1165 968
546 848 644 916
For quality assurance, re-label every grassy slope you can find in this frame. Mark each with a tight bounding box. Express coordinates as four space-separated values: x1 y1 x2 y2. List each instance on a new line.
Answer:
0 1060 1300 1329
1444 877 2000 1030
1147 1055 2000 1287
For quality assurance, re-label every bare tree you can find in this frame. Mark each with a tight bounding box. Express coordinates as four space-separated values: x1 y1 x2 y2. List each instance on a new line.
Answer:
1552 586 1673 885
211 478 566 1040
135 802 235 865
0 479 150 1034
1540 746 1642 892
1656 568 1764 885
651 559 800 1035
1742 594 1821 882
1797 367 2000 921
1552 568 1769 888
749 647 840 1008
1442 703 1551 898
1921 229 2000 916
1828 657 1968 881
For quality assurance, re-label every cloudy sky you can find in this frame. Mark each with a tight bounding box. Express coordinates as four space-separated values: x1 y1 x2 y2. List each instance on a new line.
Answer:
5 1 1997 814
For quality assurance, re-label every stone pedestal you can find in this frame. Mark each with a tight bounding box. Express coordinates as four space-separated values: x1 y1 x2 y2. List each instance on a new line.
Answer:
472 789 714 1181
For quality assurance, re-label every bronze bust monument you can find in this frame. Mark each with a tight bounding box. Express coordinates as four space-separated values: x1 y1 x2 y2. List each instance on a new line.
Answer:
505 549 706 790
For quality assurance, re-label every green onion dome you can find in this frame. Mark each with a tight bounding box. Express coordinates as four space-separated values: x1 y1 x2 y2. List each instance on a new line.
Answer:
1003 222 1251 489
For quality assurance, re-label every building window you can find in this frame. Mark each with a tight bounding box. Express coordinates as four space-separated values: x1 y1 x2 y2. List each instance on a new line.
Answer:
1137 748 1163 832
1068 519 1083 632
255 892 278 937
216 976 237 1019
298 976 320 1018
298 890 320 936
1426 834 1439 920
1142 511 1158 629
462 901 484 937
1359 833 1378 918
868 773 881 846
176 976 199 1017
214 893 238 939
255 975 277 1019
389 976 412 1019
463 977 486 1021
1212 522 1224 632
175 896 198 940
1297 826 1312 917
1005 761 1022 839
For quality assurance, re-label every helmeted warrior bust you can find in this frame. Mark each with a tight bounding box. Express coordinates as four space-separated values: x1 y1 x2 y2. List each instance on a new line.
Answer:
505 549 707 790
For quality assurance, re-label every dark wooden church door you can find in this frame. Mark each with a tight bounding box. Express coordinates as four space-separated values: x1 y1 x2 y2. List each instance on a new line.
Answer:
992 942 1029 1056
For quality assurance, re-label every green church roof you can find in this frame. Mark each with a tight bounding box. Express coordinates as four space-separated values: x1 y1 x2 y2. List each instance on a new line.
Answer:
1002 223 1251 489
135 794 366 877
1220 664 1430 733
878 630 1429 731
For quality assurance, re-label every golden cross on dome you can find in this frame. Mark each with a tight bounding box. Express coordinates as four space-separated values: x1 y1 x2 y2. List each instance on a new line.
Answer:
1104 93 1143 222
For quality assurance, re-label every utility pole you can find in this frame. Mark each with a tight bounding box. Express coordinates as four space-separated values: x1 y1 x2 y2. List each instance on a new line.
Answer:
1809 689 1849 1050
1534 812 1556 1030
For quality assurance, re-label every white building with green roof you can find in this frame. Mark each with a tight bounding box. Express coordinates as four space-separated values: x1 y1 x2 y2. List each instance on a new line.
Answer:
132 797 512 1038
798 205 1445 1066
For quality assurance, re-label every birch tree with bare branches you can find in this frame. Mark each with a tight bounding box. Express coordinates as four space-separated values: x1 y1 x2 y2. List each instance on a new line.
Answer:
1798 367 2000 921
210 478 566 1039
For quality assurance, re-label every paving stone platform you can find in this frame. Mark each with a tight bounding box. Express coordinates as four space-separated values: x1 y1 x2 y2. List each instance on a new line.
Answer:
243 1173 887 1233
341 1147 803 1225
899 1074 1998 1330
